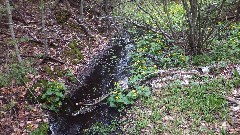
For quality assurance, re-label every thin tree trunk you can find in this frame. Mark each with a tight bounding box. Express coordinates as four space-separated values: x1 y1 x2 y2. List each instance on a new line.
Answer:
40 0 48 58
79 0 83 20
236 0 240 20
6 0 22 62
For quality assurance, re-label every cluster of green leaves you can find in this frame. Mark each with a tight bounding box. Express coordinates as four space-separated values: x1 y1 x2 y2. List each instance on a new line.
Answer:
131 33 188 68
0 62 35 87
43 65 78 83
30 122 49 135
65 69 78 83
192 22 240 66
40 81 66 112
108 82 150 111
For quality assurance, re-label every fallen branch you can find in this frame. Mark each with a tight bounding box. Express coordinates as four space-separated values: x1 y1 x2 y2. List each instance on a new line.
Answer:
139 69 200 85
21 55 65 65
75 91 113 106
41 56 65 64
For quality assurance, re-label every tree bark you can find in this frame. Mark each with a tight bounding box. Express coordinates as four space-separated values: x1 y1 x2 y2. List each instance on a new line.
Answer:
6 0 22 62
182 0 200 55
79 0 83 20
40 0 48 58
236 0 240 20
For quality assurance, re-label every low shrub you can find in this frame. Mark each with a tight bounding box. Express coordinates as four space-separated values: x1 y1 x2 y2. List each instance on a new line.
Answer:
40 81 66 112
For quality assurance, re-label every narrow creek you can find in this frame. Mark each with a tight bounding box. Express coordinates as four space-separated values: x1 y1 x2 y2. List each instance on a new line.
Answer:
49 34 134 134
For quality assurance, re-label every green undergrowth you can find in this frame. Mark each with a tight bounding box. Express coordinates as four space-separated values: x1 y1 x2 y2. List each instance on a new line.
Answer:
43 65 78 83
0 61 35 87
120 73 239 134
82 120 120 135
117 1 186 34
54 9 71 25
192 22 240 66
108 7 239 133
27 79 67 113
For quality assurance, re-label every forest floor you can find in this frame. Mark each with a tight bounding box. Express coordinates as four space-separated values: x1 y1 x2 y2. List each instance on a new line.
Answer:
0 0 115 134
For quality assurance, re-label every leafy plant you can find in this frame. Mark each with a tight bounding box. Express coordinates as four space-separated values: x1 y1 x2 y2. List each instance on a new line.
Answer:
40 81 66 112
132 33 188 69
108 81 151 111
108 82 135 109
30 122 49 135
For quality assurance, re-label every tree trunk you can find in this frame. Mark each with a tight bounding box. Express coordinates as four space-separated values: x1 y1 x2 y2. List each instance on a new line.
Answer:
236 0 240 20
182 0 200 55
6 0 22 62
40 0 48 58
79 0 83 20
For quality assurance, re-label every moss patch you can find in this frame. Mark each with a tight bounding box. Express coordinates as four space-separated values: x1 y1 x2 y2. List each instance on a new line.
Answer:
64 40 84 64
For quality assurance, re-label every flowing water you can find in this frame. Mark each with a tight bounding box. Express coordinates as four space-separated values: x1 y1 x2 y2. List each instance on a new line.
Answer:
49 35 134 134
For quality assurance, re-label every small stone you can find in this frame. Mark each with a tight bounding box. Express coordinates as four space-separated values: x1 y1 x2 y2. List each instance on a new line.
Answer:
232 106 240 111
147 124 152 128
19 123 25 127
36 119 42 122
147 110 152 116
236 65 240 74
162 115 174 121
191 70 199 74
221 121 228 130
183 75 192 79
202 66 210 73
181 80 189 85
232 90 237 95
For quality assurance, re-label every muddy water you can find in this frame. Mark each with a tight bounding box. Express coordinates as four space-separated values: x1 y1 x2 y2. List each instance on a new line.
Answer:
49 35 134 134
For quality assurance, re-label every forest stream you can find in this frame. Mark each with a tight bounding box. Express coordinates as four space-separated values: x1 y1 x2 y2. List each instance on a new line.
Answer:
49 34 134 134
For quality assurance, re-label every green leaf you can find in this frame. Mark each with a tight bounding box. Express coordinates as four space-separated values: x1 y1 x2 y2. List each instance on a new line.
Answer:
109 101 116 107
122 97 130 105
55 92 64 97
46 91 53 95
